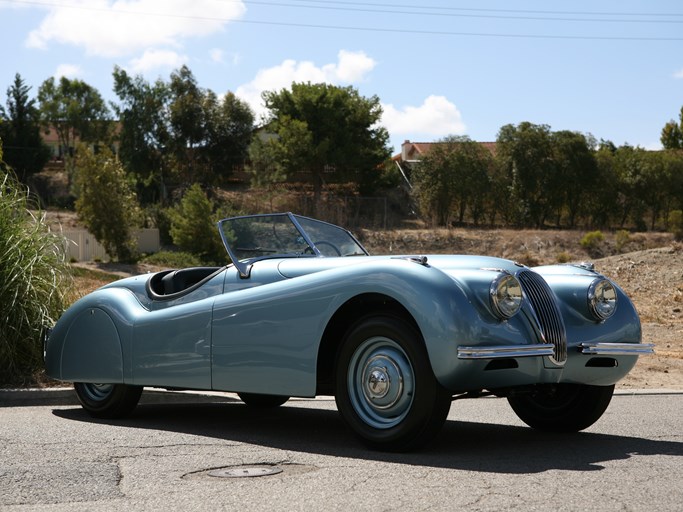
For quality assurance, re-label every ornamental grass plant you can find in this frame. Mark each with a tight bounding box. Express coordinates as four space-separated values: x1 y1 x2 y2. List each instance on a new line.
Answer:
0 171 71 385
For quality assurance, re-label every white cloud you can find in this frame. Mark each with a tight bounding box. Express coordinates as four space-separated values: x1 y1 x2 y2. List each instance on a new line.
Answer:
381 95 466 137
236 50 376 121
675 68 683 79
26 0 246 57
209 48 224 63
128 49 188 73
54 64 83 79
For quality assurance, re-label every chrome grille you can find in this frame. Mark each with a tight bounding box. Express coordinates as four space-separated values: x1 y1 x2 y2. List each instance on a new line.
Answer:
517 270 567 363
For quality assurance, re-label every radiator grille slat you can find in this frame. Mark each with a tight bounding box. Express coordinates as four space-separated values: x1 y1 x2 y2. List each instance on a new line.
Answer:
518 270 567 363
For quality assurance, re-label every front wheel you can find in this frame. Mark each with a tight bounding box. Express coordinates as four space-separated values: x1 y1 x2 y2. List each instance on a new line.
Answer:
335 316 451 451
74 383 143 419
507 384 615 432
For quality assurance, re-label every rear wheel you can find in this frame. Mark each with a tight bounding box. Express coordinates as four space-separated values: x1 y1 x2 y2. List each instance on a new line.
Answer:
335 316 451 451
238 393 289 408
507 384 615 432
74 383 142 419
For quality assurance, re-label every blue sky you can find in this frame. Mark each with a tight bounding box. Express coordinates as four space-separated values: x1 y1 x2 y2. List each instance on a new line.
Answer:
1 0 682 154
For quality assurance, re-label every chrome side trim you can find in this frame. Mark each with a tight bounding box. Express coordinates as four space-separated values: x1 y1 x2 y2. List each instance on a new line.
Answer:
458 344 555 360
579 342 655 356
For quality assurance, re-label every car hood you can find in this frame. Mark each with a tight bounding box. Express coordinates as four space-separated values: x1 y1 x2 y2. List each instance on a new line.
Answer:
276 254 528 279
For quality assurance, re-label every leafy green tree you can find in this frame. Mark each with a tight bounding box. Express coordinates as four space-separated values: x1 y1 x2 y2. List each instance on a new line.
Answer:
551 131 598 227
38 76 111 182
201 90 254 181
0 74 51 182
590 142 621 228
168 66 205 184
249 82 391 207
73 144 140 261
168 183 225 264
112 66 171 204
0 170 70 384
661 107 683 149
412 136 492 226
496 122 558 228
611 145 648 229
114 65 254 194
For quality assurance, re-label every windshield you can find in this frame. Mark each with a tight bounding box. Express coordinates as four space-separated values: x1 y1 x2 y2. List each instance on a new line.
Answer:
218 213 368 274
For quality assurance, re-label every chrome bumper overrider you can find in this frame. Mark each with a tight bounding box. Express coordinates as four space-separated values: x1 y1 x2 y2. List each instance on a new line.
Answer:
579 342 655 356
457 344 555 360
457 342 655 360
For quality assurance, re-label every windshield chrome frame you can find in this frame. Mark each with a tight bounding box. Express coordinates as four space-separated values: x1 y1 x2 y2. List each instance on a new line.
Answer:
217 212 368 278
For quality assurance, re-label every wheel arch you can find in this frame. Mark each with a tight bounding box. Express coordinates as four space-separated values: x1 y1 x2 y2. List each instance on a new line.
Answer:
315 293 422 395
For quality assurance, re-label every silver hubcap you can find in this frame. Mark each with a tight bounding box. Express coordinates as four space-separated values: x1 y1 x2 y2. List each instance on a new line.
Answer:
348 336 415 429
81 383 114 401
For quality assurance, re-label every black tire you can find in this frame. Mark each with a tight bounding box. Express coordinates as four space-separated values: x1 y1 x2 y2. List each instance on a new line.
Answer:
335 315 452 451
238 393 289 408
507 384 615 432
74 383 143 419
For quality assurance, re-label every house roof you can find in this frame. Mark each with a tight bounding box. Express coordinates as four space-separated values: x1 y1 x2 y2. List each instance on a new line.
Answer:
394 139 497 162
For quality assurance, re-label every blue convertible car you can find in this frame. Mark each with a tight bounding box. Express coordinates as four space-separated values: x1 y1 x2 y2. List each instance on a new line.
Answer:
45 213 653 450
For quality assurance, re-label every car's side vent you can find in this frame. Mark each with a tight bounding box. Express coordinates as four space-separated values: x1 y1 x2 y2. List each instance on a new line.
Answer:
517 270 568 364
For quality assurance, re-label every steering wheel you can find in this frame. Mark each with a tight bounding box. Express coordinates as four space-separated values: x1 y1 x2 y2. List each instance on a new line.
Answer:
313 240 342 256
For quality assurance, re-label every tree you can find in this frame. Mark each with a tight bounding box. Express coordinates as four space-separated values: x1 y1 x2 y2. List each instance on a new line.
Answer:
551 131 598 227
113 65 254 195
590 142 621 228
661 107 683 149
0 74 51 182
201 90 254 181
611 145 648 229
496 122 558 228
112 66 171 204
37 76 111 182
73 144 140 261
412 136 492 226
168 66 205 184
168 183 225 264
249 82 391 208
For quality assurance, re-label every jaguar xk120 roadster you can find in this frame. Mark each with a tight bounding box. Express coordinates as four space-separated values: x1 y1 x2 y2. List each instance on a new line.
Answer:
45 213 653 450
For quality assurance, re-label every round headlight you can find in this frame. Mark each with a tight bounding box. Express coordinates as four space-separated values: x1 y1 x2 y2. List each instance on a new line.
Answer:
588 278 617 320
490 274 523 319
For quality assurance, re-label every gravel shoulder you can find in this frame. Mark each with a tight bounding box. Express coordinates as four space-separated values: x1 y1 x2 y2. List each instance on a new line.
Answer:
592 246 683 390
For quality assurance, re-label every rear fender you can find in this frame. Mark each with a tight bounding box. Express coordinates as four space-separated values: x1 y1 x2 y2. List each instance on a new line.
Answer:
45 288 141 383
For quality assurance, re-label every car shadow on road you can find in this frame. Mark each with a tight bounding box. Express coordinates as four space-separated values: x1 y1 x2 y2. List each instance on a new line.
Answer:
51 396 683 474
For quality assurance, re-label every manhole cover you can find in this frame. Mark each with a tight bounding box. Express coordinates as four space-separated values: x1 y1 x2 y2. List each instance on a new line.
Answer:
208 466 283 478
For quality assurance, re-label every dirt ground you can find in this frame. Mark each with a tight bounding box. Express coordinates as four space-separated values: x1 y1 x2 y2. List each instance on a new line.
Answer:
69 225 682 391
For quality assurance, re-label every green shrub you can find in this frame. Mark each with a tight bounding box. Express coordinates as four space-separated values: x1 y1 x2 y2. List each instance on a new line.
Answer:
556 251 571 263
141 250 203 268
615 229 631 253
0 172 71 385
669 210 683 241
580 230 605 257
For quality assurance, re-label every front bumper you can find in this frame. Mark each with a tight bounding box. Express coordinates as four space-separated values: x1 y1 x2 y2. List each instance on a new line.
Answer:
457 342 655 360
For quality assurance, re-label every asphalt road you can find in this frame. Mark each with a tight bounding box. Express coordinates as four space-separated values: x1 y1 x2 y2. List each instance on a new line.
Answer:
1 388 681 511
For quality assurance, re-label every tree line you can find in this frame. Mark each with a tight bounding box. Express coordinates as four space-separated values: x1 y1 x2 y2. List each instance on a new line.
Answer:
412 127 683 231
2 66 683 254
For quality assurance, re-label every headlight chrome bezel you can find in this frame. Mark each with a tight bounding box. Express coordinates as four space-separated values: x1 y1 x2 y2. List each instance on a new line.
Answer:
588 278 618 321
490 273 523 320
